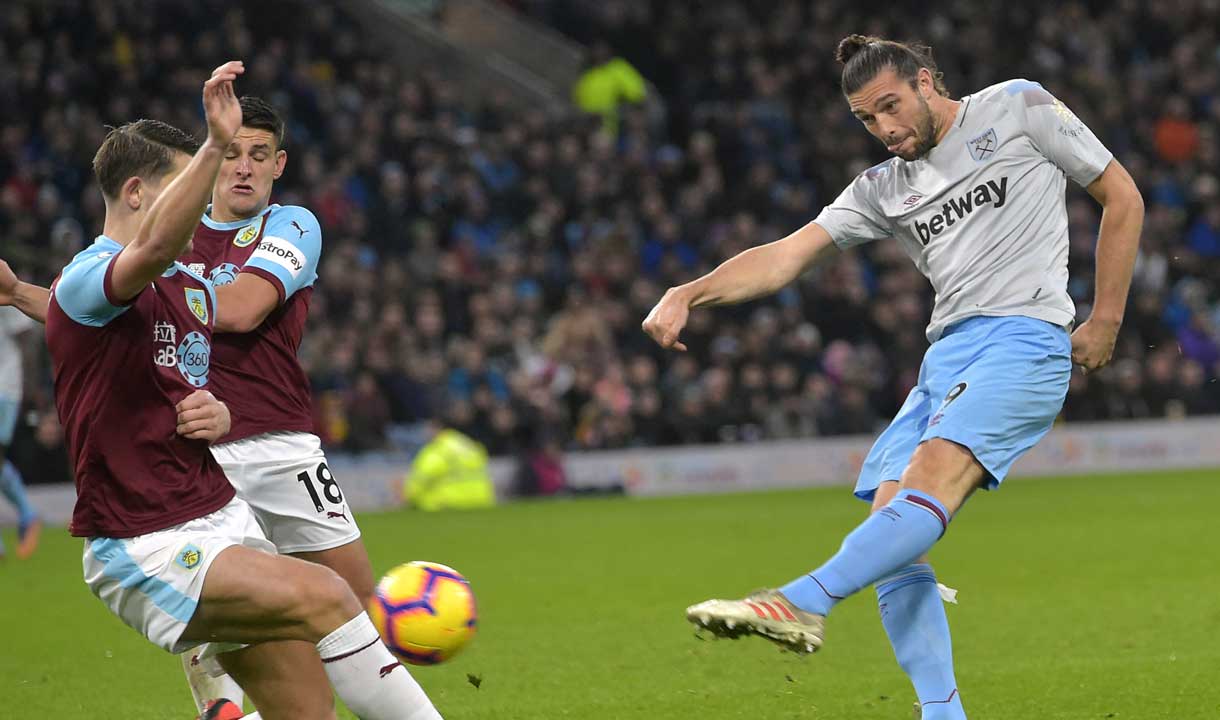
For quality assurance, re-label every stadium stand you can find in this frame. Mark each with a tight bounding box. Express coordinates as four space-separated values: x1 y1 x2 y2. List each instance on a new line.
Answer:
1 0 1218 473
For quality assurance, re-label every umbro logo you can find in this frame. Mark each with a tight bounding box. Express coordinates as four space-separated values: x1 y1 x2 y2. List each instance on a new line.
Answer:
903 194 923 208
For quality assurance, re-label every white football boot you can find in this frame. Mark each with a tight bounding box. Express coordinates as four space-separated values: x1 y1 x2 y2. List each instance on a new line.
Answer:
686 588 824 654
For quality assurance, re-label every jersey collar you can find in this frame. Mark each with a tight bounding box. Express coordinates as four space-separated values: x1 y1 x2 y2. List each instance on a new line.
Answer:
200 204 277 231
922 96 971 164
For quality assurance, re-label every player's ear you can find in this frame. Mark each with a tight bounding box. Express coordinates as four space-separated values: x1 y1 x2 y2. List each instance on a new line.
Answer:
917 68 935 100
273 149 287 180
121 176 143 211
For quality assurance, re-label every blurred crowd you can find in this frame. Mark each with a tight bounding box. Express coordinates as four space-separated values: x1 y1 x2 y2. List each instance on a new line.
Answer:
2 0 1219 475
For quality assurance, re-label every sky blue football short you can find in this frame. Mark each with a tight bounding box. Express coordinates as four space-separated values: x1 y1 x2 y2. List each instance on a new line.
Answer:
854 315 1072 502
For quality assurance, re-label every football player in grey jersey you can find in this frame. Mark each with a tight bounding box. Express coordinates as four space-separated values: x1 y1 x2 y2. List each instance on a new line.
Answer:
644 34 1143 719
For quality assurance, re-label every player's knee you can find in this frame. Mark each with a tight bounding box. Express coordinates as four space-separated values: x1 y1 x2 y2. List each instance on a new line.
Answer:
900 440 983 514
900 461 938 493
292 565 363 641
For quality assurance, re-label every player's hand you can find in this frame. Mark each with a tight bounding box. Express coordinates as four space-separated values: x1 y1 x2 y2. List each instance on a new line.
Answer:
176 390 231 443
0 259 17 306
642 287 693 352
1070 317 1120 373
202 60 244 147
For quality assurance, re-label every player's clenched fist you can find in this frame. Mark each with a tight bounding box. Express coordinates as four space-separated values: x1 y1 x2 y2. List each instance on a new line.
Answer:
1070 317 1120 373
176 389 231 443
642 287 693 352
202 60 245 147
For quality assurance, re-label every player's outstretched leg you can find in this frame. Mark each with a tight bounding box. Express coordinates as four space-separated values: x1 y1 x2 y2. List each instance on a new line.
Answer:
0 459 40 558
687 439 982 655
686 485 951 652
183 545 442 720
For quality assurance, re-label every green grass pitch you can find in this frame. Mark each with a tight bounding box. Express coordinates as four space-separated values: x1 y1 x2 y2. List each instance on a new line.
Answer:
3 469 1218 719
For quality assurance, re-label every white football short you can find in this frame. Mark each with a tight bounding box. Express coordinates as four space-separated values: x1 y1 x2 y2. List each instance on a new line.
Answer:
210 431 361 554
82 496 274 654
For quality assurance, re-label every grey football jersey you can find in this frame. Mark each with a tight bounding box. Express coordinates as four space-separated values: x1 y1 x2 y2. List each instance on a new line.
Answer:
814 79 1113 341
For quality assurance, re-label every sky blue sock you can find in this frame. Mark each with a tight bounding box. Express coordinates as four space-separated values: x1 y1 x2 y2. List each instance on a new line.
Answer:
0 461 38 528
780 489 950 616
878 564 966 719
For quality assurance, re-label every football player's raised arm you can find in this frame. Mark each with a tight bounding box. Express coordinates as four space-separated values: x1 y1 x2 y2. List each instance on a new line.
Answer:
213 273 280 333
0 259 50 324
109 61 244 302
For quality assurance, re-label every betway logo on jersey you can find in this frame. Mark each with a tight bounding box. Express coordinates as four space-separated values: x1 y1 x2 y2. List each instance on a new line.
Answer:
251 236 306 278
912 177 1009 246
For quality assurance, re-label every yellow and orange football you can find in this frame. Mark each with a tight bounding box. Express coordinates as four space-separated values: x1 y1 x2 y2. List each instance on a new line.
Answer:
368 561 478 665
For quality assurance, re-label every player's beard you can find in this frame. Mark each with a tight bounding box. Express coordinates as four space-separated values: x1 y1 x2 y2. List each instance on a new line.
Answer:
905 93 940 161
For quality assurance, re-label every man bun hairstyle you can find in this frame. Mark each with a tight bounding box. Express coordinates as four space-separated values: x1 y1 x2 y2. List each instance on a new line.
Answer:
92 119 200 199
835 34 949 98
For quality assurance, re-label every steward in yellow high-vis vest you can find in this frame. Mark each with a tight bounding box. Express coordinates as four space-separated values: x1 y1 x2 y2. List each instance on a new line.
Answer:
403 428 496 511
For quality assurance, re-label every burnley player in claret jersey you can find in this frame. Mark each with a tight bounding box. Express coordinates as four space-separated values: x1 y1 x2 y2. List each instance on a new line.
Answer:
0 96 402 716
27 62 443 720
175 96 384 714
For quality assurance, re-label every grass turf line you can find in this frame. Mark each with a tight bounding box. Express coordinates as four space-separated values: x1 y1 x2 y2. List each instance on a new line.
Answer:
1 469 1217 718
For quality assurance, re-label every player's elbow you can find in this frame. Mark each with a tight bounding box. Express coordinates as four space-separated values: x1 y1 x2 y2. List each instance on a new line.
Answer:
131 225 191 267
1111 177 1145 215
129 240 180 275
1100 166 1144 220
1127 186 1146 217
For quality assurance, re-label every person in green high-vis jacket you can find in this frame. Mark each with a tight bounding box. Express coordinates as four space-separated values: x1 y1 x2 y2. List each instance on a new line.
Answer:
403 424 497 511
573 41 647 136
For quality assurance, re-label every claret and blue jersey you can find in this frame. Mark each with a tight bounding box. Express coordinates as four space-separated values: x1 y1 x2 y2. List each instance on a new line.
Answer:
46 236 235 538
181 203 322 444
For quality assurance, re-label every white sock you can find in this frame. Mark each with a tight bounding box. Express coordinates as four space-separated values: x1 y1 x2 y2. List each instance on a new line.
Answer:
316 613 442 720
243 714 261 719
181 650 245 713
